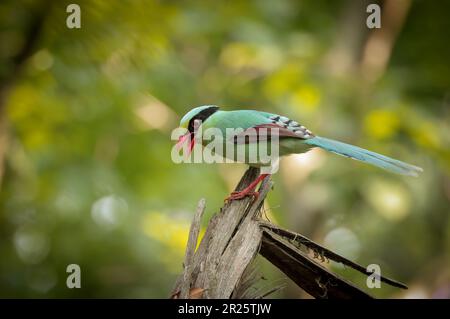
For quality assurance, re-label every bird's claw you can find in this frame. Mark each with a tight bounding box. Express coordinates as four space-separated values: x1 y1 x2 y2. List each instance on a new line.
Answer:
224 191 259 203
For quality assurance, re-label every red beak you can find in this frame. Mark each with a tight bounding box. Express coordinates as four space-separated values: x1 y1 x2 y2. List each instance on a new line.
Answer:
176 132 195 156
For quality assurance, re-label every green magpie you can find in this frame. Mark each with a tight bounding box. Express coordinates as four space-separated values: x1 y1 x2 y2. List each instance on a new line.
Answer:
176 105 422 201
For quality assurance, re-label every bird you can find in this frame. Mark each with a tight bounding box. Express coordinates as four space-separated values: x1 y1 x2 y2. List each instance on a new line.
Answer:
176 105 423 201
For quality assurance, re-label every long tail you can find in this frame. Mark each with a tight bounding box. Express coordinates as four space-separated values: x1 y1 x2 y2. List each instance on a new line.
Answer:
304 136 423 177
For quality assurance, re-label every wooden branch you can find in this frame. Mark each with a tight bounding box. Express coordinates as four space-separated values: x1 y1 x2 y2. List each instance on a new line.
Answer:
260 230 372 299
179 198 206 299
259 221 407 289
171 167 271 298
172 167 407 299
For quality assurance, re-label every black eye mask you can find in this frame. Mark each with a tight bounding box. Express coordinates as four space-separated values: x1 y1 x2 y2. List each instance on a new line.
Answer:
188 106 219 133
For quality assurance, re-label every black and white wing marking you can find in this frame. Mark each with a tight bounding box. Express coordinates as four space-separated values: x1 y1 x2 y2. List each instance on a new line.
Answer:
268 115 315 139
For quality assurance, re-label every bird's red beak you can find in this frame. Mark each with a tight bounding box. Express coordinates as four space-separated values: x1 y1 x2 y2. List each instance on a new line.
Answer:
176 132 195 156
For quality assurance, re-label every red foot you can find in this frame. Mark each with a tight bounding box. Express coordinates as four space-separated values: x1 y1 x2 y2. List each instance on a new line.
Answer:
224 174 269 203
225 190 259 202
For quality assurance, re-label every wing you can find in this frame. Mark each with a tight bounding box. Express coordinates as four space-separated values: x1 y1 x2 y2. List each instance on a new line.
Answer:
232 113 315 144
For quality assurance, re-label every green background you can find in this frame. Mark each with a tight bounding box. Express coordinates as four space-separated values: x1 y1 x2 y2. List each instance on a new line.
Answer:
0 0 449 298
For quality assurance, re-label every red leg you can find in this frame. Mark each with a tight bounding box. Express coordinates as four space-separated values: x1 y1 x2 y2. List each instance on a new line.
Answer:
225 174 270 202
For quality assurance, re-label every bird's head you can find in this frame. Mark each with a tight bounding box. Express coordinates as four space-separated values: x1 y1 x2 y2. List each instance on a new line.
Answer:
176 105 220 153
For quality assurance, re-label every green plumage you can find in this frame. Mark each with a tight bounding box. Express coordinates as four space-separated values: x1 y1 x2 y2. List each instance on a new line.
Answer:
180 106 422 176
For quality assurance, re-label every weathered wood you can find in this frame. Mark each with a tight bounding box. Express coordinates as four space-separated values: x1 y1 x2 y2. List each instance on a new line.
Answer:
171 167 272 298
212 176 271 298
260 230 372 299
179 198 206 299
172 167 407 299
259 221 407 289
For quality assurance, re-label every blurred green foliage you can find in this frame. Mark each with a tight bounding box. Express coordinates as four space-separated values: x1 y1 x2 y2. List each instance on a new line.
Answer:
0 0 449 298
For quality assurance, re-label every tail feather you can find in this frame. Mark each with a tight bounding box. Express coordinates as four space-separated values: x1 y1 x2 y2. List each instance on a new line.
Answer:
305 136 423 177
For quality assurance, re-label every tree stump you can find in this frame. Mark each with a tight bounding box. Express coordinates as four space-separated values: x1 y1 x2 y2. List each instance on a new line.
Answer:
171 167 407 299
